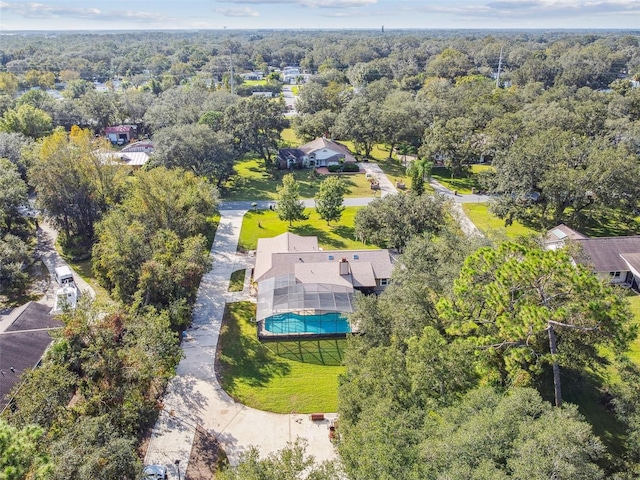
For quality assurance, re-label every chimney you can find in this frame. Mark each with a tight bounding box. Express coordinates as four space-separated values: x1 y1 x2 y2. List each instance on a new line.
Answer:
339 258 349 275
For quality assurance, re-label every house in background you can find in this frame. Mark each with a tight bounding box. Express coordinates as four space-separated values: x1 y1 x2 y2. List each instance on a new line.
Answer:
253 232 393 338
242 71 265 81
95 140 153 169
544 224 640 288
277 138 356 169
105 125 136 145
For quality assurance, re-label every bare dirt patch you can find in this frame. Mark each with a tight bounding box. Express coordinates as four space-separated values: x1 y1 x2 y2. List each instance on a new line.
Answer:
185 426 227 480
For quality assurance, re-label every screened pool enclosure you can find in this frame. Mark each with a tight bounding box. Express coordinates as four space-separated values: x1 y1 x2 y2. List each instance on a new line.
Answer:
256 274 355 337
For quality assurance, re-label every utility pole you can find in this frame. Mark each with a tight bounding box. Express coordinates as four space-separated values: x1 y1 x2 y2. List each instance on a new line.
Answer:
496 45 504 88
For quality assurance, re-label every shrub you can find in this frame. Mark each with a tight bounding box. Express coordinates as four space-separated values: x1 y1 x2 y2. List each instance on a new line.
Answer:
342 163 360 172
327 164 343 173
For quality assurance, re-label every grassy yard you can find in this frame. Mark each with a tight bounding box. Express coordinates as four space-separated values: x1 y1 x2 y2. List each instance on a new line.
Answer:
280 128 301 147
238 207 372 252
462 203 539 239
228 269 246 292
217 301 346 413
224 157 375 201
242 79 268 86
573 207 640 238
431 164 493 194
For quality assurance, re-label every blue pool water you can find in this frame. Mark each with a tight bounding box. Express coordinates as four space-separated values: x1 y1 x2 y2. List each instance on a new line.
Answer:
264 312 351 335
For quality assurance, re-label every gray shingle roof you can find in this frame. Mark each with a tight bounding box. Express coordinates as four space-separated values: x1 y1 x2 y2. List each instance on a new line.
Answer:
0 302 62 411
575 236 640 272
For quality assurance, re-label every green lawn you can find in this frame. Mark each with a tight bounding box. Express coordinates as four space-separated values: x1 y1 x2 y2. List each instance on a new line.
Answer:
431 165 493 194
462 203 539 239
228 269 246 292
224 157 375 201
242 79 268 86
217 302 345 413
280 128 301 147
238 207 373 252
572 207 640 238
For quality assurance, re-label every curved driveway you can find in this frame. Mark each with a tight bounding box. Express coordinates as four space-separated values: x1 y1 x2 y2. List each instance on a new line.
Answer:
145 166 483 476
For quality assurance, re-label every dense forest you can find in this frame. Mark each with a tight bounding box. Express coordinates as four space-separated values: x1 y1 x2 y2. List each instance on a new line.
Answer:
1 29 640 478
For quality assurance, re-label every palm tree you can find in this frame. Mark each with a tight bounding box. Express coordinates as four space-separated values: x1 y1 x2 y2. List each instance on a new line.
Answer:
406 157 433 195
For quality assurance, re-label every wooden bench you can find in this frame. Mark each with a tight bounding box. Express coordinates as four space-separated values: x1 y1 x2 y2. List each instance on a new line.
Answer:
310 413 325 421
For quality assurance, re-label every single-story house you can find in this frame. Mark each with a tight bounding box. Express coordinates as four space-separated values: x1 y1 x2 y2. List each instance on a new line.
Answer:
544 224 640 288
105 125 136 145
276 138 356 169
254 232 393 337
242 71 264 81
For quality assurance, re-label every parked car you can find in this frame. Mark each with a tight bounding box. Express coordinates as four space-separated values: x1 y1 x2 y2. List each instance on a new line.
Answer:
142 465 167 480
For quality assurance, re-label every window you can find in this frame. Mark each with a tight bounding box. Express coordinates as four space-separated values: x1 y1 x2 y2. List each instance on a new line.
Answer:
610 271 621 277
380 278 390 286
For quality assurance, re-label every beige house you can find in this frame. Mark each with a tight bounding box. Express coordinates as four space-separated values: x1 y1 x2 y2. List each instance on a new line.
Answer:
254 233 393 337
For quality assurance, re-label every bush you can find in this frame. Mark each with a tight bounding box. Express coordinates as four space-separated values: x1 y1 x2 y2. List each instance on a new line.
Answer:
342 163 360 172
327 164 343 172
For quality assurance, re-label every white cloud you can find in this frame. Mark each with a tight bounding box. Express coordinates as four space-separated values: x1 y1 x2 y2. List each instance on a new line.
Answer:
415 0 640 18
0 2 103 19
0 1 176 23
217 0 377 8
215 6 260 16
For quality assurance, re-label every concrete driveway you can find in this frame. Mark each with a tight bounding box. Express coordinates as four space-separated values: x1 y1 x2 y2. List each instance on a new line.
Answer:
144 210 338 476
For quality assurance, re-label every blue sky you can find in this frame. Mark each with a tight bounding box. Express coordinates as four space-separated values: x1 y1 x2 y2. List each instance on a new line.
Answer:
1 0 640 30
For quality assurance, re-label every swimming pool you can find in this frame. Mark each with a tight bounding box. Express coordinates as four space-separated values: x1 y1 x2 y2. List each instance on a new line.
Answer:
264 312 351 335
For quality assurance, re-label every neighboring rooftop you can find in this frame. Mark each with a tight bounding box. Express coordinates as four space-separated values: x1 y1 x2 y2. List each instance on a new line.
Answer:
574 236 640 272
95 150 150 168
122 140 154 154
105 125 135 134
0 302 62 411
544 224 588 244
